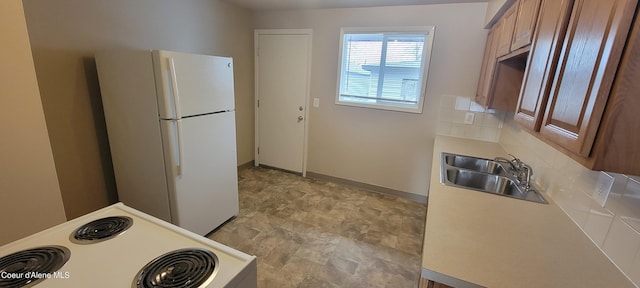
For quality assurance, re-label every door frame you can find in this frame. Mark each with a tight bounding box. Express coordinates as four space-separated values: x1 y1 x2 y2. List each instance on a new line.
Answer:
254 29 313 176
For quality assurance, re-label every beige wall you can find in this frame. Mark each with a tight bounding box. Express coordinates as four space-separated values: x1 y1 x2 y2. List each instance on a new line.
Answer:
254 3 488 196
0 0 66 245
22 0 254 219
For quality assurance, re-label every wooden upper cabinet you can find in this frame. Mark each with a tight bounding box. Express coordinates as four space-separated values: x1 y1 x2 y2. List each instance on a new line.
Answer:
476 23 525 111
514 0 574 131
496 3 518 57
591 13 640 174
539 0 638 157
475 27 498 106
475 1 528 111
511 0 543 50
497 0 543 57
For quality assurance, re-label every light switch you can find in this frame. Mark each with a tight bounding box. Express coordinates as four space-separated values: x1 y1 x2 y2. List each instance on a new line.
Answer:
592 172 614 207
464 112 475 124
313 98 320 108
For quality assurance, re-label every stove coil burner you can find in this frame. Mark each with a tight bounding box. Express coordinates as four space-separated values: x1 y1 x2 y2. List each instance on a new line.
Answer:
134 248 219 288
0 246 70 288
72 216 133 244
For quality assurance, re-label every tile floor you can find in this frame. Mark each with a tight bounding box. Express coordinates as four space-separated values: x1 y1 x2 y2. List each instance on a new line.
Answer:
209 167 427 288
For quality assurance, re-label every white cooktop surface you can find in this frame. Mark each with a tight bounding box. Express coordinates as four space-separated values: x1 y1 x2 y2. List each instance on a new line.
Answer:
0 203 255 287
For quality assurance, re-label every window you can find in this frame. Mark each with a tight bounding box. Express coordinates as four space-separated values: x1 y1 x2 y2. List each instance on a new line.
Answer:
336 27 435 113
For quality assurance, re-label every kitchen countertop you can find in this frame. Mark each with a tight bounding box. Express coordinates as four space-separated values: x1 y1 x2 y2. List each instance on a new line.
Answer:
421 136 635 288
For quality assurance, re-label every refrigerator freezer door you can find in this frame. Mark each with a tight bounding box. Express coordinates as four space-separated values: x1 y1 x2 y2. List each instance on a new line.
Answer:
153 50 235 119
160 112 239 235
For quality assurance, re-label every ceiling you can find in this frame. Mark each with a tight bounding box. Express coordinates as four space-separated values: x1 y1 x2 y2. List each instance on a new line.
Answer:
223 0 488 11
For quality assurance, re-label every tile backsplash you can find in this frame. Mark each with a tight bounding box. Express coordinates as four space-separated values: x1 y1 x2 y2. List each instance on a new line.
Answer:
499 113 640 287
436 95 505 142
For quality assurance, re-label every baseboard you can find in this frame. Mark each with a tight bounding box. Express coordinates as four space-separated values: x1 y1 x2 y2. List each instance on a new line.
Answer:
257 164 303 176
305 172 428 204
237 160 255 171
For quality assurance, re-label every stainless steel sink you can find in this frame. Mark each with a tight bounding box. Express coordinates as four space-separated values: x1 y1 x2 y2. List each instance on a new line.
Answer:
443 153 507 175
440 153 547 204
445 168 521 195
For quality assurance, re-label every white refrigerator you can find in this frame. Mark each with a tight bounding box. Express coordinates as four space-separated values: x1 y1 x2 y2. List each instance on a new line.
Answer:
95 49 239 236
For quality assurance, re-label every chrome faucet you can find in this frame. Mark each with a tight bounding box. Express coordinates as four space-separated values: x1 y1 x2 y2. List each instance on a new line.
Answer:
520 164 533 191
494 154 533 191
494 154 521 172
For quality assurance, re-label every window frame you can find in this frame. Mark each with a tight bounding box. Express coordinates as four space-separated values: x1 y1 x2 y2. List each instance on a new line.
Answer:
335 26 435 114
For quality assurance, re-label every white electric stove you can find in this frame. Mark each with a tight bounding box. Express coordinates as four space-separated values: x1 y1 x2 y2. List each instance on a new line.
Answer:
0 203 256 288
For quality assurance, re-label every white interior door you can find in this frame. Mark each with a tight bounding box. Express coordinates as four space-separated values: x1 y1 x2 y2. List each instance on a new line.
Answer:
255 30 312 174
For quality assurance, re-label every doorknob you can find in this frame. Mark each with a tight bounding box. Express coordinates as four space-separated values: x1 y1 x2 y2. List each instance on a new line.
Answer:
298 116 304 122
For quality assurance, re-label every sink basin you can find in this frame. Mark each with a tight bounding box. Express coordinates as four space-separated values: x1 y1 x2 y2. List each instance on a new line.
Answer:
442 153 507 175
440 153 547 204
445 168 522 196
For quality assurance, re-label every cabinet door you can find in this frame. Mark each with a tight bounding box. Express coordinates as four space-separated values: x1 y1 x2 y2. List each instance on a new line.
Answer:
475 27 498 106
540 0 637 156
496 3 518 57
591 15 640 174
514 0 574 130
511 0 543 50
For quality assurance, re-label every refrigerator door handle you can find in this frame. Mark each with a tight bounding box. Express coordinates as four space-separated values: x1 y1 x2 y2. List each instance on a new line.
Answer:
165 120 185 176
175 119 185 176
167 58 183 119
